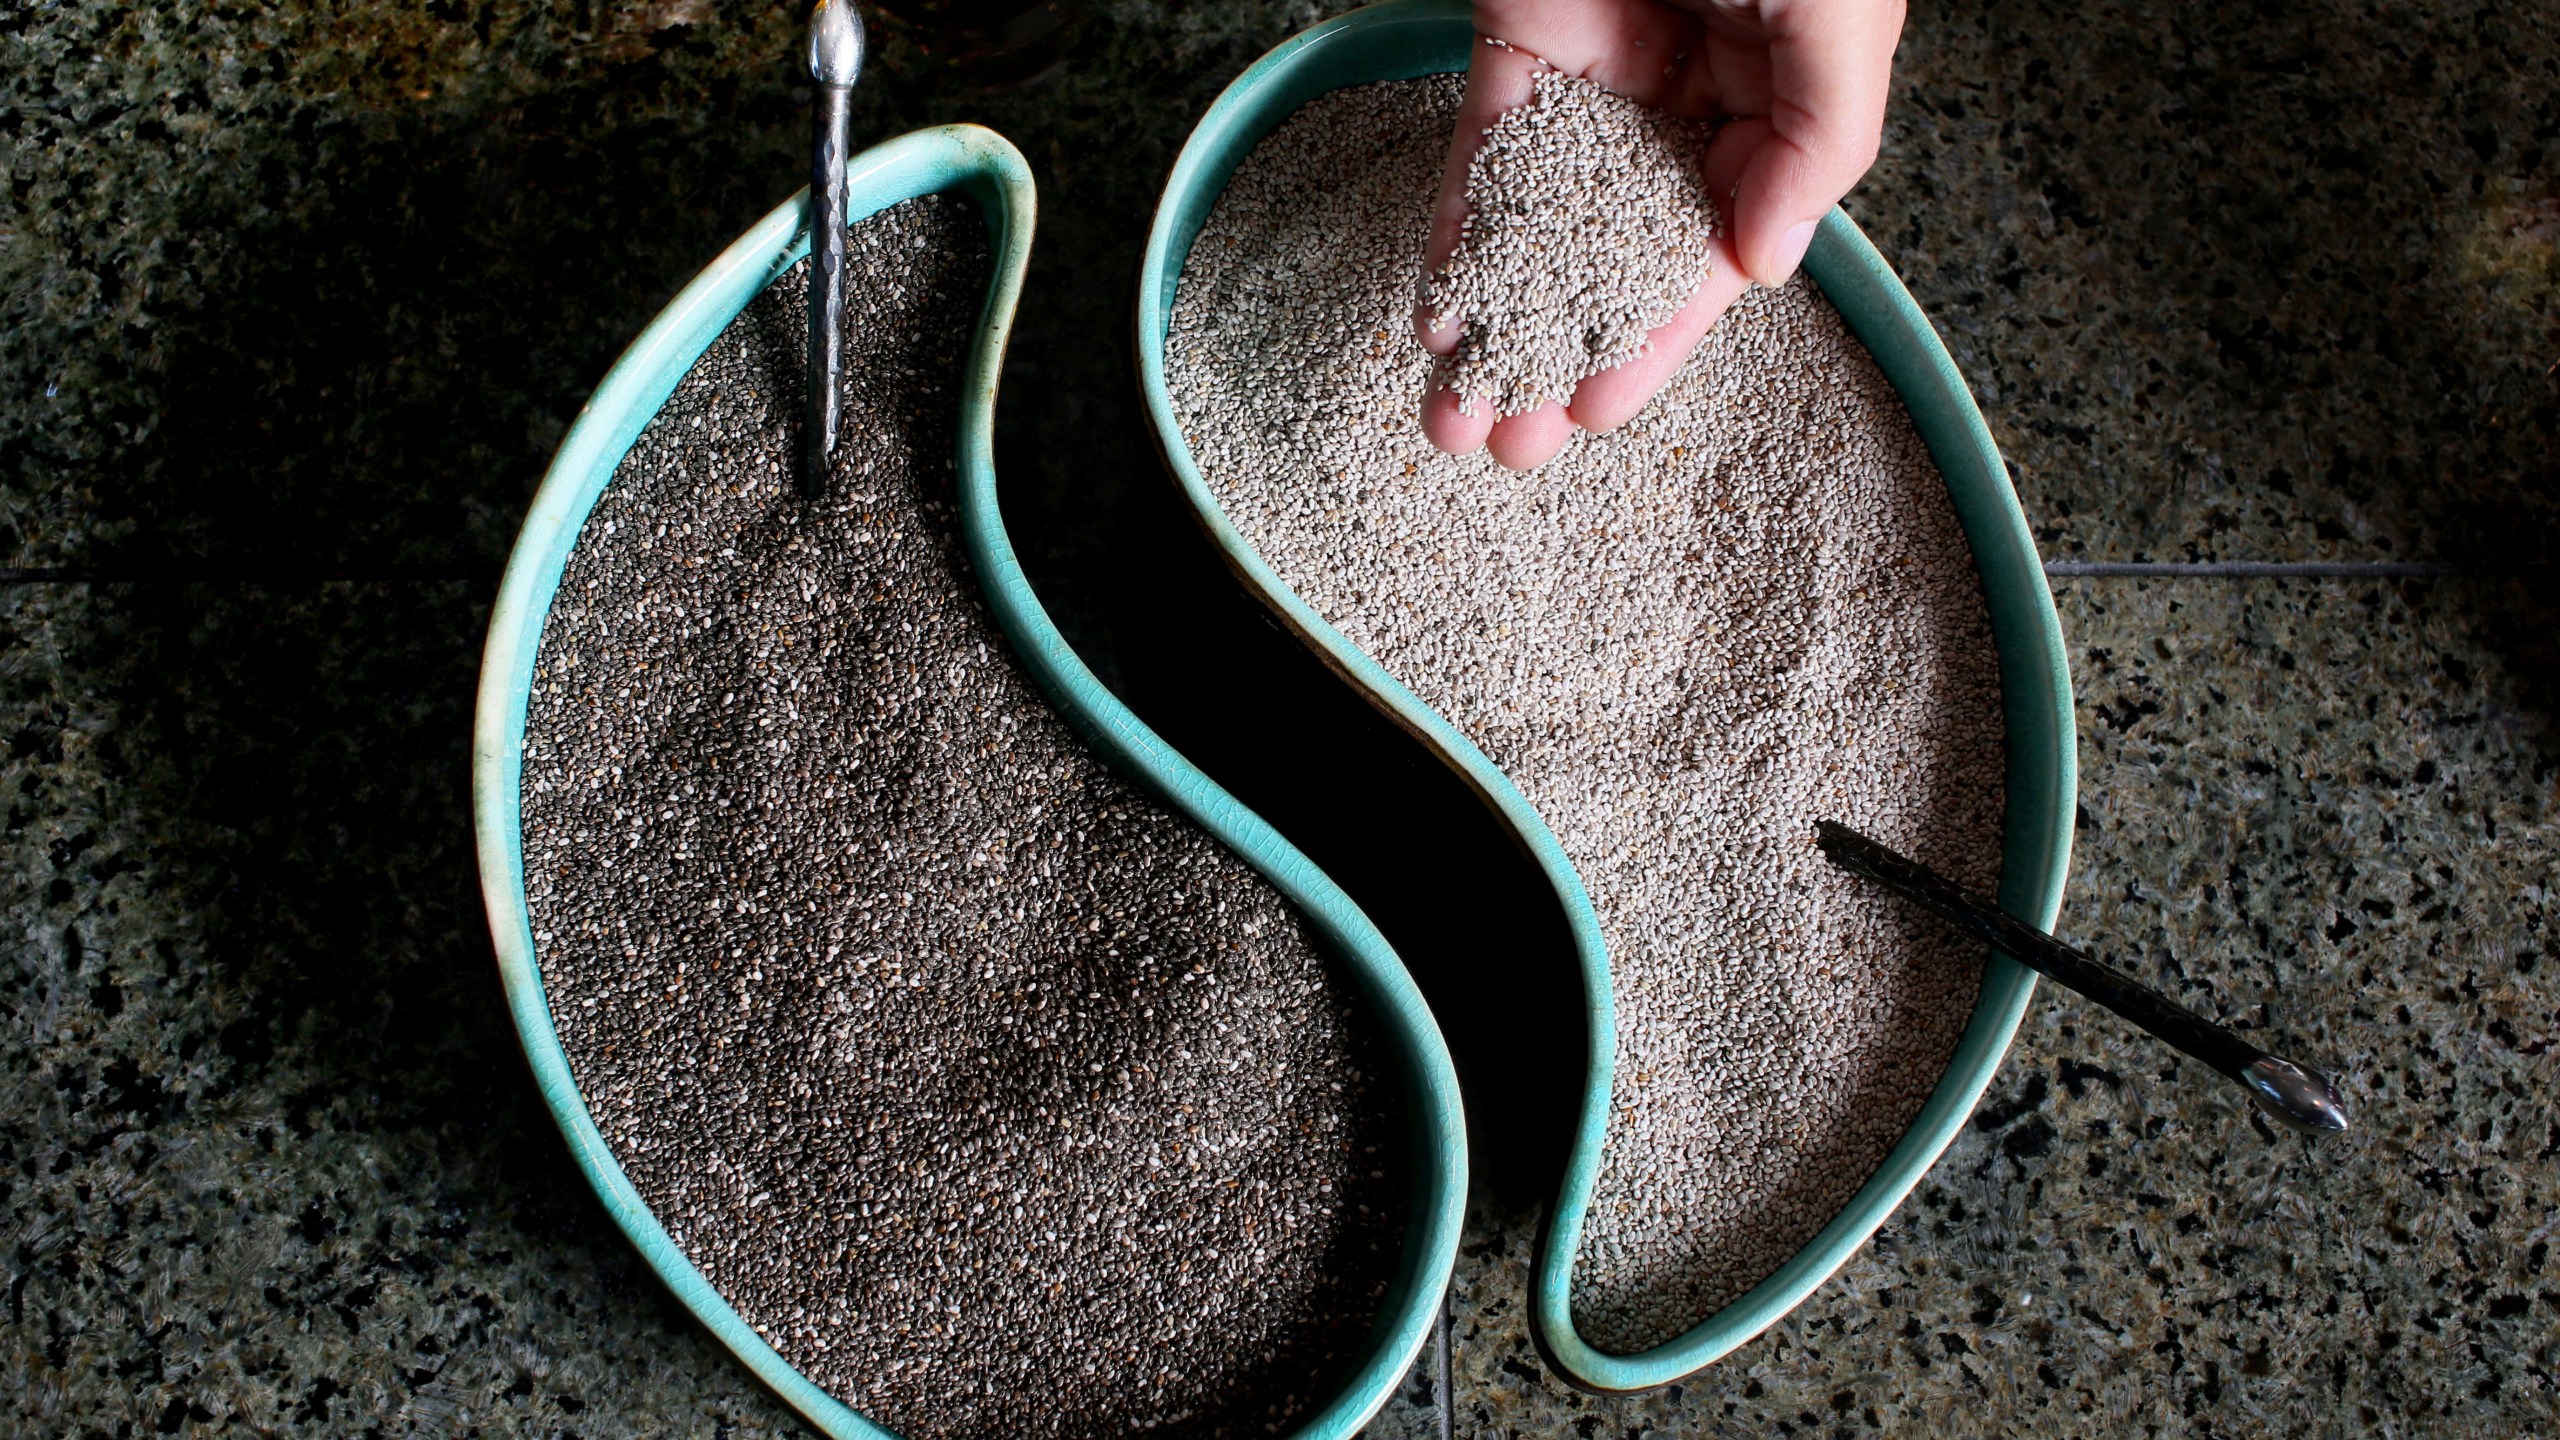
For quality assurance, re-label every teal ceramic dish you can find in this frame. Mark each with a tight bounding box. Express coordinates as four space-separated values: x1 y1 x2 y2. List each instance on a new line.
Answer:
1135 0 2076 1394
473 123 1467 1439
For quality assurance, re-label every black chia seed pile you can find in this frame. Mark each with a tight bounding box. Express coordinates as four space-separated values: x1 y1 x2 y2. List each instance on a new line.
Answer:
1169 79 2006 1355
520 194 1406 1439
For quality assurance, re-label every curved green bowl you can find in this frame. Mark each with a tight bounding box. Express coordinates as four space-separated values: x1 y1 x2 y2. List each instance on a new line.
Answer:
473 123 1467 1438
1135 0 2076 1394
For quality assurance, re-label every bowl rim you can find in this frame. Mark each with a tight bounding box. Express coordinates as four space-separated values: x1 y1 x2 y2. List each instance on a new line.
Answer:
472 121 1468 1439
1134 0 2077 1393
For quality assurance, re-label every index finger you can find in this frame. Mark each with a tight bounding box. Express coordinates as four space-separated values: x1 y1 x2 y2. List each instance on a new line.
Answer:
1415 39 1546 355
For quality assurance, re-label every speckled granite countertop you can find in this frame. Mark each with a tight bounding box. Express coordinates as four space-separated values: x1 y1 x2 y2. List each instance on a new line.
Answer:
2 1 2552 1436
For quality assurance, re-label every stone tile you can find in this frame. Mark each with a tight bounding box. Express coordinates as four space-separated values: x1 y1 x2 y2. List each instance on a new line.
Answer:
1858 0 2560 570
0 582 815 1437
1447 577 2557 1437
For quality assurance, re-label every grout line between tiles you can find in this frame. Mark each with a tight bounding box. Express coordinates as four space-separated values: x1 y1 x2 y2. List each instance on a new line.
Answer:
0 561 2488 585
1 565 488 586
2043 561 2466 578
1436 1281 1455 1440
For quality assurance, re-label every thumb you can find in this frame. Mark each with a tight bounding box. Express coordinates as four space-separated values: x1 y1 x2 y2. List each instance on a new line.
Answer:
1719 0 1903 286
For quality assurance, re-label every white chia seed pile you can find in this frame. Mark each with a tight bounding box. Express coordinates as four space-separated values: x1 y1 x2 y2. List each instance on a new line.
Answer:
521 195 1404 1439
1424 68 1718 417
1168 79 2005 1355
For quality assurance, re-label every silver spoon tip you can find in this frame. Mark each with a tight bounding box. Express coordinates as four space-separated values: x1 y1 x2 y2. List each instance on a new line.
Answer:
2241 1056 2351 1134
809 0 866 88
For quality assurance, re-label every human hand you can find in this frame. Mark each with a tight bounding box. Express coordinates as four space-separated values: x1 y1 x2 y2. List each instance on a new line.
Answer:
1416 0 1907 468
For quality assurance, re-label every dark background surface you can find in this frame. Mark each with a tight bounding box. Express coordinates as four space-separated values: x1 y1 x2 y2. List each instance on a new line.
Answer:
2 0 2553 1435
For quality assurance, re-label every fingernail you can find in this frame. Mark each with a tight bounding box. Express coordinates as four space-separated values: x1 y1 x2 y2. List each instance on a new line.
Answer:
1769 220 1817 283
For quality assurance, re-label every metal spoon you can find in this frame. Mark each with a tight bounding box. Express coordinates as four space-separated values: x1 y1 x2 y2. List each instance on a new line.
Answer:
1815 820 2351 1134
803 0 868 497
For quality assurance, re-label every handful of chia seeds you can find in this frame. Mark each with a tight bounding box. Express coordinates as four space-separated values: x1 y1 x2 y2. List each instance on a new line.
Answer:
1425 67 1721 417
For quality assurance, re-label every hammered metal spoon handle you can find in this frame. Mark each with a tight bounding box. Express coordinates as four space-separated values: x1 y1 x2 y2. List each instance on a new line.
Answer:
1817 820 2350 1134
803 0 867 496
